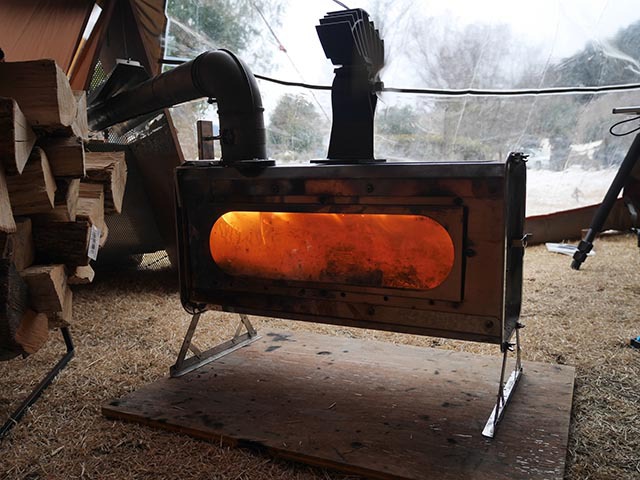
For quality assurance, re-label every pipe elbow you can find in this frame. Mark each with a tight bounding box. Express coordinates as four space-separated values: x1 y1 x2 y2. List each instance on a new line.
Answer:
191 50 263 112
189 50 267 163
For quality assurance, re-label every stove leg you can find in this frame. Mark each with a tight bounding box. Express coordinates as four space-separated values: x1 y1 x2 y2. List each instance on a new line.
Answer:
1 327 75 440
482 325 523 438
170 312 260 377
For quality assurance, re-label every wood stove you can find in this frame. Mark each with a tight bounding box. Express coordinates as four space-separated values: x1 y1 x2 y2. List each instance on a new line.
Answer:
175 156 526 346
89 8 528 438
173 155 527 439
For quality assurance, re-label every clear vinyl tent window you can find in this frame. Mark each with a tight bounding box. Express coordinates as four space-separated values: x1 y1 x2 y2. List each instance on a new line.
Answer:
165 0 640 215
209 212 455 290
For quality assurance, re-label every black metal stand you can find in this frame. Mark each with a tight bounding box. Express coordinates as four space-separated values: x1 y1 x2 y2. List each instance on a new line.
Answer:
572 131 640 269
0 327 75 440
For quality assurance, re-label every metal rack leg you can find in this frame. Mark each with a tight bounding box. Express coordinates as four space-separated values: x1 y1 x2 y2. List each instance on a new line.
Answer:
482 326 523 439
170 312 261 378
0 327 75 440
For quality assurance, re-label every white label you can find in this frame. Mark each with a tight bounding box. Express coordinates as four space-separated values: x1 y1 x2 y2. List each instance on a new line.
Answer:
88 225 101 260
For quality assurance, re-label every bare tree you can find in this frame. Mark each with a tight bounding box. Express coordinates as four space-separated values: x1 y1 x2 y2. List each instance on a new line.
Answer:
403 15 545 159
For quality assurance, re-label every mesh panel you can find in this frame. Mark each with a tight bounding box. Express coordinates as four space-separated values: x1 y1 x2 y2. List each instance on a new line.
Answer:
88 60 107 92
87 60 172 271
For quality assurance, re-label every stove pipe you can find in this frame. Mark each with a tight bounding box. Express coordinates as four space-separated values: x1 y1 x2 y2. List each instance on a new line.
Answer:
88 49 267 164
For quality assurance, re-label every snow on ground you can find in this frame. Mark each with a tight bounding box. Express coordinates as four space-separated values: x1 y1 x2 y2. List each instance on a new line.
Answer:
526 165 619 216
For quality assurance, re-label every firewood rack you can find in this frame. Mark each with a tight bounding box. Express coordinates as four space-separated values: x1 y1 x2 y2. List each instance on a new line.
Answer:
0 327 74 440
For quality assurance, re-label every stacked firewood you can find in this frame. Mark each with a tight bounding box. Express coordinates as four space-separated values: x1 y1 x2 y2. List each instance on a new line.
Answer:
0 59 127 359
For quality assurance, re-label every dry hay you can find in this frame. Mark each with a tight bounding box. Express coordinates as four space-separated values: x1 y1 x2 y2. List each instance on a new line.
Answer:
1 234 639 479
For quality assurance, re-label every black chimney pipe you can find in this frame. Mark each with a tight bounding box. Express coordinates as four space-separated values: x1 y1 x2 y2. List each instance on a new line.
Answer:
88 49 267 164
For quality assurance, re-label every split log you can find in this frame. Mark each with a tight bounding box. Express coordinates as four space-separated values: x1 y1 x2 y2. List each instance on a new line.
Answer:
50 287 72 329
76 182 104 230
0 227 8 257
14 310 49 355
58 178 80 222
0 259 29 359
6 147 56 215
72 91 89 140
0 97 36 174
11 218 35 271
20 264 67 312
37 136 85 177
0 164 16 233
0 217 35 271
47 91 89 139
99 222 109 247
32 220 92 266
68 264 94 285
0 59 77 130
34 178 80 223
84 151 127 214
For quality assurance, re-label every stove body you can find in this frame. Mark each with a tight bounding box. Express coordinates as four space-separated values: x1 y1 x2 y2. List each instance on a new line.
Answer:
176 155 526 345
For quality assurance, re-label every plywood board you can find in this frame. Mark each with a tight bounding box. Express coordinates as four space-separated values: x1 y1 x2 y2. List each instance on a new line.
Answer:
103 330 575 480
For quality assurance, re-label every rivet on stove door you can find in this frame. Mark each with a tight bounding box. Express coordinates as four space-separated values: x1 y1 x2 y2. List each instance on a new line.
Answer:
366 183 374 193
271 184 280 194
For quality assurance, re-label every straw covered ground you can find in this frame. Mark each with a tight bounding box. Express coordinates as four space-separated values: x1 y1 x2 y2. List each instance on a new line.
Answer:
1 234 639 479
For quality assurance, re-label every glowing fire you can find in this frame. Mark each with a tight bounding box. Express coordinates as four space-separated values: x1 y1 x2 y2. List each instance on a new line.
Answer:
210 212 454 290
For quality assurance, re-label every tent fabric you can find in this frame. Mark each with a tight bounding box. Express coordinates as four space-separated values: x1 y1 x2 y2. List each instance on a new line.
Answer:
524 198 633 245
98 0 155 77
0 0 94 72
163 0 640 218
70 0 118 90
129 0 167 77
0 0 166 84
71 0 166 89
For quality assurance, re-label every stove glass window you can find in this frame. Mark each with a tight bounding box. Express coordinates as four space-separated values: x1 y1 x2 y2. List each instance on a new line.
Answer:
210 212 455 290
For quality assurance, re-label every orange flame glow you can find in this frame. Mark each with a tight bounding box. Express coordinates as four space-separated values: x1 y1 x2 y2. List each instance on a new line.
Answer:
210 212 454 290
